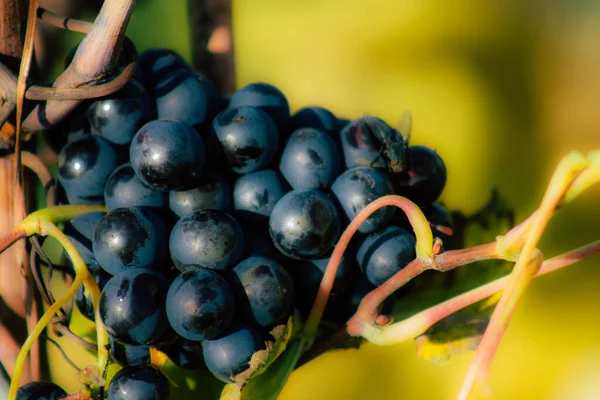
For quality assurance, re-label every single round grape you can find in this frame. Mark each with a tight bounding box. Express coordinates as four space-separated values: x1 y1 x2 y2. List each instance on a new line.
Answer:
16 381 66 400
202 322 265 383
87 79 153 145
169 175 232 218
130 119 206 191
230 256 294 327
57 135 120 198
229 82 290 129
356 226 416 286
169 209 244 271
289 106 339 137
279 128 341 190
104 163 168 210
331 167 396 234
93 207 169 275
395 145 447 204
269 189 341 259
211 106 279 174
166 268 235 341
154 69 218 131
233 169 290 223
100 269 170 345
107 365 169 400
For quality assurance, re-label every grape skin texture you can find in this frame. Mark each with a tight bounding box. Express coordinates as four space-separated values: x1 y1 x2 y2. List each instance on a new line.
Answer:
16 381 66 400
165 268 235 341
93 207 169 275
269 189 342 260
100 268 170 345
356 225 416 286
279 128 342 190
107 365 169 400
231 256 294 327
169 209 244 271
331 167 396 234
202 322 265 383
130 119 206 191
211 106 279 174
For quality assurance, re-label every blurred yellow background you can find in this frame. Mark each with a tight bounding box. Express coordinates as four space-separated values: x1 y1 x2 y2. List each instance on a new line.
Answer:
50 0 600 399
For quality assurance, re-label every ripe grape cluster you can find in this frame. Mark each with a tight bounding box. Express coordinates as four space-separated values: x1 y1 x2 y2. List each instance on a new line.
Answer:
26 47 451 399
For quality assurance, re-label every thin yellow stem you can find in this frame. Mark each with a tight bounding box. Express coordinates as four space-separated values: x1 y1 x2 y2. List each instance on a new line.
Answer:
458 151 589 400
8 219 108 400
359 239 600 346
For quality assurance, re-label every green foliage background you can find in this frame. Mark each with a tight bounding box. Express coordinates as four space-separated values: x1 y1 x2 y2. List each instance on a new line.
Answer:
47 1 600 399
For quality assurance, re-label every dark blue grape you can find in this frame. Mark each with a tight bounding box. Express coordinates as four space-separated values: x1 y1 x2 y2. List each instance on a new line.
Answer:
169 175 232 218
169 209 244 271
229 82 290 129
279 128 341 190
16 381 66 400
211 106 279 174
233 169 290 223
356 225 416 286
339 117 388 170
88 80 153 145
104 163 168 210
202 322 265 383
109 336 151 367
395 145 447 204
155 69 218 131
57 135 120 198
331 167 396 234
136 48 191 90
269 189 341 259
107 365 169 400
230 256 294 327
93 207 169 275
100 269 170 345
289 106 339 137
130 119 206 191
165 268 235 341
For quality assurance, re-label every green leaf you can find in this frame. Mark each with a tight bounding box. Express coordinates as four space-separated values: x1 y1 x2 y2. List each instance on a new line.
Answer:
220 312 303 399
390 191 514 363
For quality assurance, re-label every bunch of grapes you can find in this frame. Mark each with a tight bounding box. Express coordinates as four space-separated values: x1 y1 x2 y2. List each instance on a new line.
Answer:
21 47 450 399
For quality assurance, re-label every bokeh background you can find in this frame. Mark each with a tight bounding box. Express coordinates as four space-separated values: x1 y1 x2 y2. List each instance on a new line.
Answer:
45 0 600 399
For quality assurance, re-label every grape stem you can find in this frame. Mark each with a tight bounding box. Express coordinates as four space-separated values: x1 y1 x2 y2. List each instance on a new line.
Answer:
302 195 433 345
301 239 600 366
458 151 594 399
36 8 93 33
4 205 107 400
360 239 600 346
